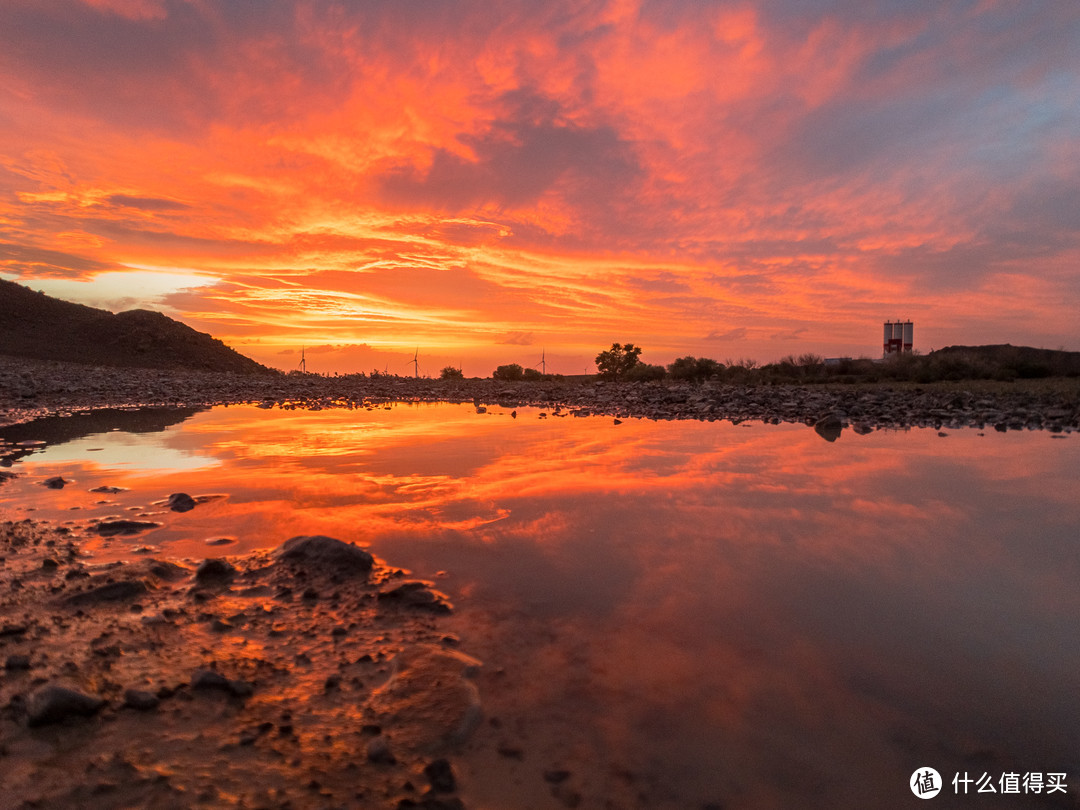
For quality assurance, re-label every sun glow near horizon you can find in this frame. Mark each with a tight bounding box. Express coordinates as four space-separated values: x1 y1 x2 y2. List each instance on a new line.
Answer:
1 0 1078 375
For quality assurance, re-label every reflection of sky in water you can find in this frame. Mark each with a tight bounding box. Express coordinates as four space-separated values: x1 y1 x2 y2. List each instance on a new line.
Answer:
2 405 1078 808
28 432 218 472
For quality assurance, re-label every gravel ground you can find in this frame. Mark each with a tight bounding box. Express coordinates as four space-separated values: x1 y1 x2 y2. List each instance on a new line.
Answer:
0 519 479 810
2 355 1078 434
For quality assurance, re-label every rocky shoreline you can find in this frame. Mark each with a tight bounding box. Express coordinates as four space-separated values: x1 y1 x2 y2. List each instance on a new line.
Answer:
0 519 479 809
2 356 1078 434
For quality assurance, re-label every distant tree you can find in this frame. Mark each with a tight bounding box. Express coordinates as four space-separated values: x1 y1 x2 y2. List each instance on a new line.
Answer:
440 366 464 379
522 367 544 381
492 363 524 381
595 343 643 380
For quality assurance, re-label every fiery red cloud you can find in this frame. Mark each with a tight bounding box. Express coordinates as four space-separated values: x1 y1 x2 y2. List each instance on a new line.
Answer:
1 0 1078 374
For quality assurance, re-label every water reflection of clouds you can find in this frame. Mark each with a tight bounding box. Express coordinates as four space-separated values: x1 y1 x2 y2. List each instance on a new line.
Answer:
6 405 1079 807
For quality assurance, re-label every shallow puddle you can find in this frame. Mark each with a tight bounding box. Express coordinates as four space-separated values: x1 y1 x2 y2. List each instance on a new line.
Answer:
2 404 1078 808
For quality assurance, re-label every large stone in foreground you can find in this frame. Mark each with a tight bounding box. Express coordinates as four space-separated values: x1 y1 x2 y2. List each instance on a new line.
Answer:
27 684 106 726
274 535 374 574
366 645 482 754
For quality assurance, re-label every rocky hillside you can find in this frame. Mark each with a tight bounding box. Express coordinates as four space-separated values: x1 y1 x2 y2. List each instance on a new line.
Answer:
0 279 273 374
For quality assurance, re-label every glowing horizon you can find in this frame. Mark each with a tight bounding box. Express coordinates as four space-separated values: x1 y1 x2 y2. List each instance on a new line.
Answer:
1 1 1078 376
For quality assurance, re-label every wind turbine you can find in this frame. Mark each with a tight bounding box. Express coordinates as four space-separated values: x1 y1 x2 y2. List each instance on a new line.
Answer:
298 346 306 373
412 348 419 378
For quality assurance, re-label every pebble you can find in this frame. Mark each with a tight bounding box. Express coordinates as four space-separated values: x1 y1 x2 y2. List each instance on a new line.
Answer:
64 579 148 606
191 668 253 697
366 735 396 764
26 683 106 726
195 558 237 584
396 798 465 810
166 492 196 512
423 758 457 793
4 654 31 671
123 688 161 711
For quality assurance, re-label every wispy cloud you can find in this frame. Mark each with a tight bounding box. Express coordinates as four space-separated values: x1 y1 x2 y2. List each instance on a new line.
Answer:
498 331 536 346
0 0 1077 373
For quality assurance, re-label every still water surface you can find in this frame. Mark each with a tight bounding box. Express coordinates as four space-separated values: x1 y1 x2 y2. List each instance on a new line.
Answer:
1 404 1078 809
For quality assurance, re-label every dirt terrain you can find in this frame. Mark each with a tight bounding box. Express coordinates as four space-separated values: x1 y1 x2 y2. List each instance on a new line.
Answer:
0 519 477 810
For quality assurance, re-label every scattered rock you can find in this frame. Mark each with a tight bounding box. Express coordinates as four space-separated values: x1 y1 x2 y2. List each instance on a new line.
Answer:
397 798 466 810
43 476 69 489
64 579 148 606
379 581 453 614
195 558 236 584
275 534 374 575
123 689 160 711
26 684 106 726
191 668 252 698
90 485 127 494
423 758 457 793
813 414 844 442
165 492 196 512
147 561 188 580
5 654 31 671
544 769 572 784
366 735 396 764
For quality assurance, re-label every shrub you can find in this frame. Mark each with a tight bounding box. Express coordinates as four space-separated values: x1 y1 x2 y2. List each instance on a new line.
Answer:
667 356 723 382
625 363 667 382
492 363 524 381
440 366 464 379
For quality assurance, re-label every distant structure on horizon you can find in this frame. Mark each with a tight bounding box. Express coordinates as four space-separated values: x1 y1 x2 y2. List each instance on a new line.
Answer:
883 320 914 356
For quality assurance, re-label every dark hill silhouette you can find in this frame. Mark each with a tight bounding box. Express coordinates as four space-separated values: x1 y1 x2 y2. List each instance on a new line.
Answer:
0 279 273 374
927 344 1080 378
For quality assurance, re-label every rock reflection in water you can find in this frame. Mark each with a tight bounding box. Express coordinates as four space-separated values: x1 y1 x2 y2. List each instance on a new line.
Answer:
1 404 1078 809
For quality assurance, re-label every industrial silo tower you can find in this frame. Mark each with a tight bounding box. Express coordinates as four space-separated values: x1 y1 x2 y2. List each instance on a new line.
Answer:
883 320 914 356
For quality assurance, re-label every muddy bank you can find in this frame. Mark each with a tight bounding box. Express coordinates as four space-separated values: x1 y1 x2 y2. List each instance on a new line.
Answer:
2 355 1078 433
0 519 476 809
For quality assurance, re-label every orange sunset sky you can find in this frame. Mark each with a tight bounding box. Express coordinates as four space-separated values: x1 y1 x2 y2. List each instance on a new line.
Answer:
1 0 1078 376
